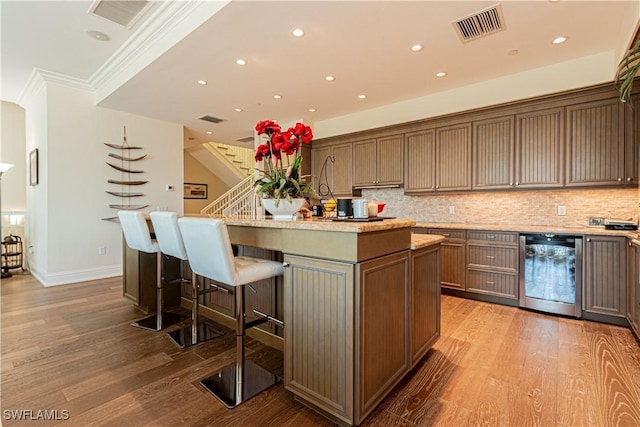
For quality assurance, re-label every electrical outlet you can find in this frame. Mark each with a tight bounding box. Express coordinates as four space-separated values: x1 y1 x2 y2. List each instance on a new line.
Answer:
98 246 106 255
165 184 174 191
589 217 606 226
557 205 566 216
448 206 455 215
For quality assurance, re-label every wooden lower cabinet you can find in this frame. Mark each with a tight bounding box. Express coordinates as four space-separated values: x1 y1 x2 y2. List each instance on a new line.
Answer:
284 247 438 426
423 228 466 290
628 240 640 338
466 231 519 301
583 235 627 318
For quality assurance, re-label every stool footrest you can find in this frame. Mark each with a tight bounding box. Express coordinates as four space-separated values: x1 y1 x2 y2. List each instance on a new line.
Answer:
200 361 280 408
252 309 284 328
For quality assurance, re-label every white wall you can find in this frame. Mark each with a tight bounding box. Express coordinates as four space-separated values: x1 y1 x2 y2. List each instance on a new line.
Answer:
23 80 183 286
183 150 230 214
0 101 27 211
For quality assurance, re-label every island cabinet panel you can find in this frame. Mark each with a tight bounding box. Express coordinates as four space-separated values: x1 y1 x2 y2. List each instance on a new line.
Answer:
566 98 625 187
404 129 436 192
472 116 514 190
356 251 410 423
284 255 355 425
515 107 564 188
410 244 440 366
420 228 466 290
312 143 354 197
583 235 627 318
353 135 404 187
437 123 472 191
627 240 639 338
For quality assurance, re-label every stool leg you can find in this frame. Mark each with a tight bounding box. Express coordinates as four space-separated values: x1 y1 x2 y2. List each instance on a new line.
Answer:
156 252 163 331
199 283 279 408
191 271 199 344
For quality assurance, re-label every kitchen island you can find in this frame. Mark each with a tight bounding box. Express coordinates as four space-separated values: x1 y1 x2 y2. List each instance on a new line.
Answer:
123 216 442 425
181 216 443 425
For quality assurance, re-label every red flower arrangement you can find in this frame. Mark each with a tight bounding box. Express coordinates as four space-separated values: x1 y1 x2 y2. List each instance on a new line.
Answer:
253 120 318 202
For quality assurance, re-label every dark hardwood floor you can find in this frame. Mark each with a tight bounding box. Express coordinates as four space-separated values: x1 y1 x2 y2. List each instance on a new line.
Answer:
2 273 639 426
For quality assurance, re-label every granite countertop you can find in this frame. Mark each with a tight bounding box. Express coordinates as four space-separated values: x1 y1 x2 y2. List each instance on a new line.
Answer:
414 222 638 239
410 233 445 250
196 215 416 233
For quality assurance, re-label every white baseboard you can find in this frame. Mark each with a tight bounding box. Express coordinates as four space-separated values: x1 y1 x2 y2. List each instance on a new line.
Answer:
30 265 123 287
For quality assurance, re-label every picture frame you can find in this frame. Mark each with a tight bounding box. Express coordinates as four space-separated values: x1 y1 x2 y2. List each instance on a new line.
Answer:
184 182 208 199
29 149 39 186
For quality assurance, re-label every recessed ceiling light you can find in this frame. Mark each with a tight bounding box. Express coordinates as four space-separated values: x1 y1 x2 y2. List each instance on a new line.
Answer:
358 94 366 99
552 36 567 45
86 30 111 42
273 95 282 99
292 28 305 37
325 75 335 82
436 71 447 77
507 49 519 56
411 44 423 52
206 131 213 135
197 80 208 85
235 108 243 112
308 108 317 112
236 59 247 65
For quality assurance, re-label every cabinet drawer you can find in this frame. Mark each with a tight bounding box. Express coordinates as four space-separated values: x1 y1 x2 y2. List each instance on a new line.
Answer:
427 228 466 241
467 269 518 299
467 231 518 245
467 244 518 271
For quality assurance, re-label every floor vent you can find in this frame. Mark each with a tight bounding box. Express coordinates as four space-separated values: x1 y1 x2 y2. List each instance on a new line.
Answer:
452 4 506 43
89 0 151 28
199 115 225 124
236 136 255 143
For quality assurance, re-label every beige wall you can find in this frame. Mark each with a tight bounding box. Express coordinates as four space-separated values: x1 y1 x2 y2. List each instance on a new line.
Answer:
183 150 230 214
363 187 638 228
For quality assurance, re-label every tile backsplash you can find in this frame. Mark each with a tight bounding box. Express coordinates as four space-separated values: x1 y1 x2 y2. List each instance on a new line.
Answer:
362 187 639 228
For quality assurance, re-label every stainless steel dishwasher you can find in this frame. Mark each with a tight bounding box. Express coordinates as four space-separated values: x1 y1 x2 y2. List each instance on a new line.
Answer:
519 233 583 317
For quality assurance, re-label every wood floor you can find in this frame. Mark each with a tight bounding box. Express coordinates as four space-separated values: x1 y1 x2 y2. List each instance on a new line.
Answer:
2 273 639 426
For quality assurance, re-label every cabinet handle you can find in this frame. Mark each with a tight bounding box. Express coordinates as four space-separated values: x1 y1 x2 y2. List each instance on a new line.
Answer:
510 182 513 186
627 177 633 182
629 242 633 247
487 235 496 239
617 177 623 182
486 255 496 259
515 182 519 186
283 262 290 267
435 185 439 189
587 238 591 242
441 233 450 237
486 281 495 285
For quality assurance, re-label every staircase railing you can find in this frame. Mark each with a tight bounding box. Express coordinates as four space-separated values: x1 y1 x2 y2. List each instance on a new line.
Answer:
203 142 253 179
200 175 254 216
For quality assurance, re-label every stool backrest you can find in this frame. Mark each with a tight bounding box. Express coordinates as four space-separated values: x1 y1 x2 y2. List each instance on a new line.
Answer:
117 211 159 254
177 217 237 286
149 212 188 261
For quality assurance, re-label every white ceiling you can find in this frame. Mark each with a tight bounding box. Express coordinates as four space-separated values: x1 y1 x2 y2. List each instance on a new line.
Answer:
2 0 639 148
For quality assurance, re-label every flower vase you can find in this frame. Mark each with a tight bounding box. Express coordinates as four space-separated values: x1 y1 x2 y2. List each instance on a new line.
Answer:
262 198 305 221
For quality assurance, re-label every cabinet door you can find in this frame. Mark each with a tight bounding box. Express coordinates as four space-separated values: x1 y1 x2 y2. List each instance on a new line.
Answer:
515 107 564 188
405 129 436 192
353 139 377 186
376 134 404 185
426 228 466 290
624 94 639 185
332 143 354 196
584 236 626 317
284 255 354 423
473 116 514 190
437 123 472 191
311 146 331 196
566 99 625 187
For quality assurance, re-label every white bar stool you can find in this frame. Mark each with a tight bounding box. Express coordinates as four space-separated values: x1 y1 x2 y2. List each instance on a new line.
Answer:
149 211 225 348
118 211 185 331
177 217 284 408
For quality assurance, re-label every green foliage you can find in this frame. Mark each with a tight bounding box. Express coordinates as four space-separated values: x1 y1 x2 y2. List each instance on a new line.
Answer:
616 40 640 103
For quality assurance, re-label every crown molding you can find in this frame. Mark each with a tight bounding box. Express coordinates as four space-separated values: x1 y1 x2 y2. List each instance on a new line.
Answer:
91 0 230 104
16 68 92 107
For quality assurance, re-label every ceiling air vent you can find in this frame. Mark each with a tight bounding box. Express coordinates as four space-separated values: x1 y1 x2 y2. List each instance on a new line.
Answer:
89 0 151 28
199 115 225 124
452 4 506 43
236 136 255 143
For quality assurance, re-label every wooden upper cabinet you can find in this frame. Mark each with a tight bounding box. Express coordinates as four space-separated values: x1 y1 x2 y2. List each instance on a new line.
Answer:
515 107 564 188
566 98 625 187
353 135 404 187
624 94 639 185
311 143 354 197
472 116 514 190
404 129 436 192
437 123 472 191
